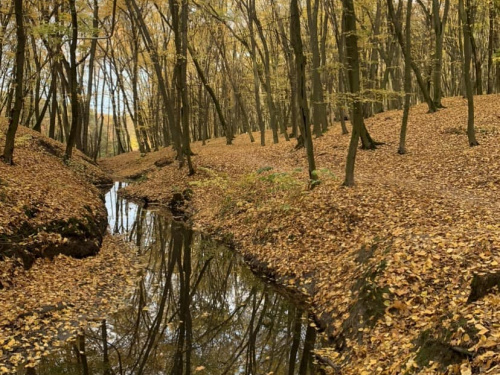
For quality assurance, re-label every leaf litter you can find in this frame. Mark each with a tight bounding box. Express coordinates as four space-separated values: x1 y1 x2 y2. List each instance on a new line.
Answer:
0 122 141 372
101 95 500 374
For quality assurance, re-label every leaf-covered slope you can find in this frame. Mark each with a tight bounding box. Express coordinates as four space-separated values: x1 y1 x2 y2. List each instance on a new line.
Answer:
0 121 112 267
102 94 500 374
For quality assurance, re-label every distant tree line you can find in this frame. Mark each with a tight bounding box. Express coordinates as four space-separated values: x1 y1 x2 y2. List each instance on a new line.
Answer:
0 0 498 184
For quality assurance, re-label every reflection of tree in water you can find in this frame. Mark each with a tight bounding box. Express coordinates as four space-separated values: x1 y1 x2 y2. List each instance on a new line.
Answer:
31 195 318 375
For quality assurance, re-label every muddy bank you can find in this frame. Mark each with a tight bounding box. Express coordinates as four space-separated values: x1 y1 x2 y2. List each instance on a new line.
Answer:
0 210 108 270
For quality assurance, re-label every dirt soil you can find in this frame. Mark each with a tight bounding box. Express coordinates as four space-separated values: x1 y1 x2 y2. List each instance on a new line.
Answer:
100 95 500 375
0 122 140 372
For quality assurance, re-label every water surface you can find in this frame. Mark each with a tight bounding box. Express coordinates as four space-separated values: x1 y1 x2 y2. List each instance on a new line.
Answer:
31 182 318 374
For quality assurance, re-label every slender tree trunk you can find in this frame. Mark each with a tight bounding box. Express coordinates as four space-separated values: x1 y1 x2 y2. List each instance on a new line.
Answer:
0 4 13 77
130 33 146 154
94 72 106 160
110 82 125 154
30 38 42 131
342 0 364 187
64 0 80 160
363 0 382 118
399 0 413 155
273 0 299 139
248 6 266 145
60 82 70 141
33 85 53 133
180 0 194 175
213 36 256 144
307 0 328 137
82 0 99 155
387 0 437 113
466 0 483 95
432 0 450 108
2 0 25 165
460 0 479 146
188 44 236 144
251 55 266 145
126 0 182 159
251 3 279 144
487 0 496 94
49 64 57 139
290 0 318 184
328 2 349 134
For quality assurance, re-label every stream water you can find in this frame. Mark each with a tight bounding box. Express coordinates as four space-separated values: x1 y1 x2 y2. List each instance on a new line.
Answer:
32 182 319 374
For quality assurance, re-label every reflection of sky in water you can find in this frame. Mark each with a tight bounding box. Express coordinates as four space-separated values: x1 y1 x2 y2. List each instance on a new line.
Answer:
105 182 138 234
35 182 318 374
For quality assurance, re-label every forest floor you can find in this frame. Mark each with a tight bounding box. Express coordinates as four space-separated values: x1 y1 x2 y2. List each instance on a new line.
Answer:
0 122 141 372
101 95 500 375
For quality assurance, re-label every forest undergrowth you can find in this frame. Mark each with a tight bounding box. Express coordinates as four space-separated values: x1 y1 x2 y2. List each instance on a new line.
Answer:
102 95 500 374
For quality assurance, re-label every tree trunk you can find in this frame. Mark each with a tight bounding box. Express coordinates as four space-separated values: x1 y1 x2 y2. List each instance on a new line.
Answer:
33 85 53 133
188 44 235 145
2 0 25 165
179 0 194 174
342 0 364 187
460 0 479 146
126 0 182 159
82 0 99 155
249 4 267 145
399 0 413 155
251 3 279 144
273 0 299 140
290 0 318 184
487 0 496 94
49 64 57 139
387 0 437 113
64 0 80 160
307 0 328 137
432 0 450 108
327 2 349 135
30 38 42 132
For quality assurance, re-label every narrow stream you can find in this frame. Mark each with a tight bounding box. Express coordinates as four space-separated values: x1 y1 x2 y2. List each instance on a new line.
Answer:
33 182 319 374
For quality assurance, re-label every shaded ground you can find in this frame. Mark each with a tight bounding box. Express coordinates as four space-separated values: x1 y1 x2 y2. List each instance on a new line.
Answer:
0 122 140 372
101 95 500 374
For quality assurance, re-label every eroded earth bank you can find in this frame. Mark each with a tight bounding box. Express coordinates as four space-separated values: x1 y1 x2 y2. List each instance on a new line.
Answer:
0 123 140 372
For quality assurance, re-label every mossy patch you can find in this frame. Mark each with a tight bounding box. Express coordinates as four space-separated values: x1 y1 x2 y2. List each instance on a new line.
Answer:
414 318 477 371
331 261 390 351
467 272 500 303
350 262 390 328
355 242 378 264
14 134 34 146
